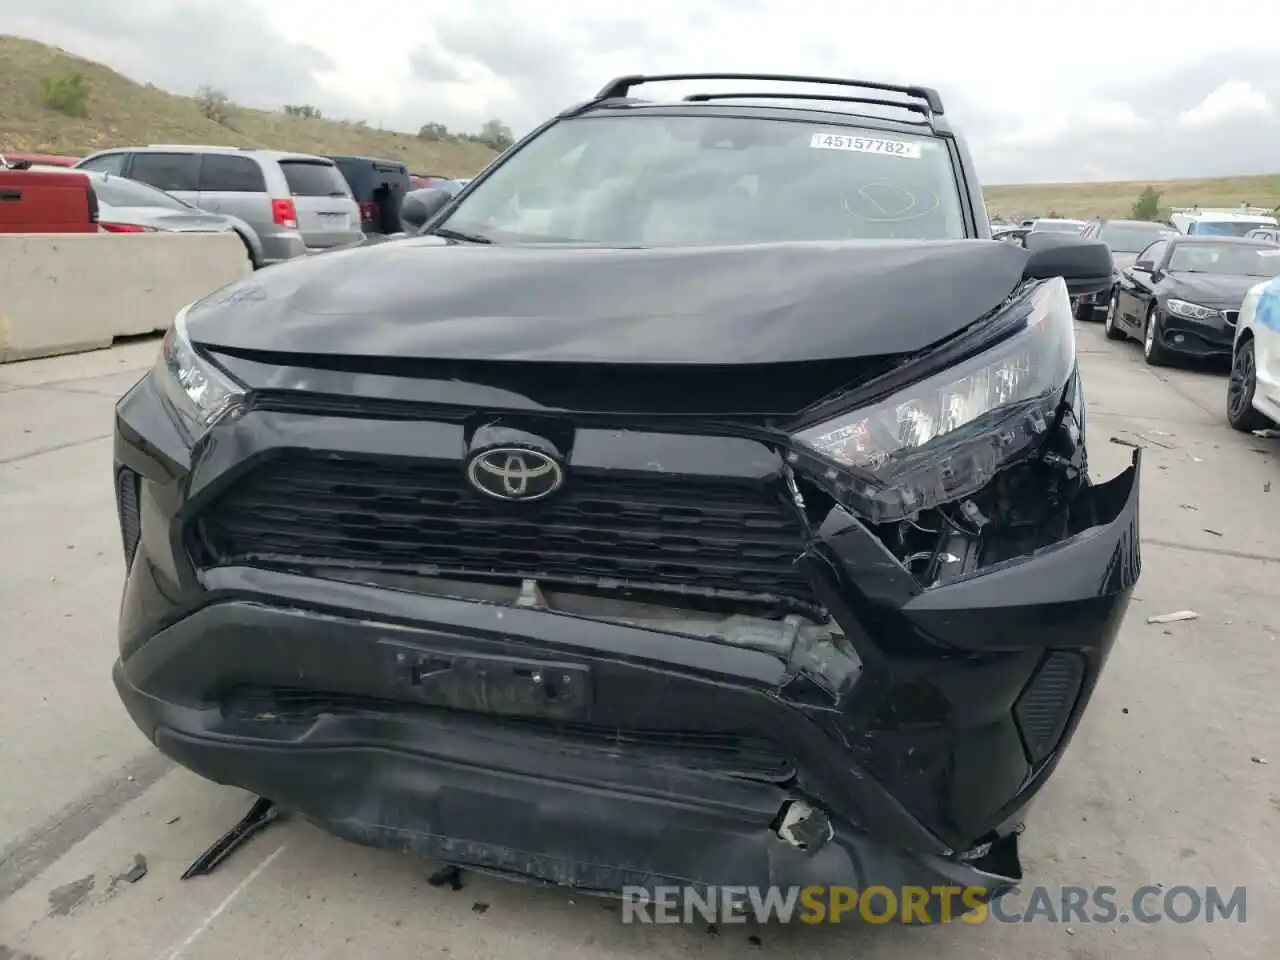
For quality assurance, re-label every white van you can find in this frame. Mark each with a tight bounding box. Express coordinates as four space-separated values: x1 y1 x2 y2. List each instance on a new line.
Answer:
1169 208 1278 238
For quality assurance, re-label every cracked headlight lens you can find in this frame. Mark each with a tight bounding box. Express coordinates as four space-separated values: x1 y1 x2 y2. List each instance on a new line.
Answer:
154 303 246 440
793 277 1076 522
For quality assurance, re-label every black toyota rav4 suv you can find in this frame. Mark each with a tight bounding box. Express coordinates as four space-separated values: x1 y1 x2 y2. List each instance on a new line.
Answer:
113 73 1136 919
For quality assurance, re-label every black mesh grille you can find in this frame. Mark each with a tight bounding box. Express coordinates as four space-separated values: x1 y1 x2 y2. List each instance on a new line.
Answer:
1013 651 1085 764
115 468 141 568
1222 310 1239 326
194 454 819 607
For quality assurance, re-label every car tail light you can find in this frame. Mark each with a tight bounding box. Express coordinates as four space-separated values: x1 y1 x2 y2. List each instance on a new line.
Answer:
99 222 154 233
359 201 377 222
272 198 298 229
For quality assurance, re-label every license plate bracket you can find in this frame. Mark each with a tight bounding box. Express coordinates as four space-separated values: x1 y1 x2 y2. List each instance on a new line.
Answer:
385 642 591 721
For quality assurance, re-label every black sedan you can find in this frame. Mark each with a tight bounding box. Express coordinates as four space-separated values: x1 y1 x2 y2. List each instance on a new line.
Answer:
1104 235 1280 365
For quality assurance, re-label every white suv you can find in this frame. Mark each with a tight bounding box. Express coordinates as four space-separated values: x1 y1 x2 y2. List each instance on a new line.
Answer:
1227 272 1280 431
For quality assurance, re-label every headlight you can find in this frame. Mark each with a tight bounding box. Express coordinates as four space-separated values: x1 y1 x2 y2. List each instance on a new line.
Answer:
1165 298 1219 321
154 303 246 440
792 277 1076 523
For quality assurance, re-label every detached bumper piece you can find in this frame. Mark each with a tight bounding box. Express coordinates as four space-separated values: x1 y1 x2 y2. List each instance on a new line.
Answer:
180 797 281 879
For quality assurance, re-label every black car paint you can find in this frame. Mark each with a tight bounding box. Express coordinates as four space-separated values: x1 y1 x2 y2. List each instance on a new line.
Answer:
112 93 1136 919
1113 238 1272 358
186 238 1031 364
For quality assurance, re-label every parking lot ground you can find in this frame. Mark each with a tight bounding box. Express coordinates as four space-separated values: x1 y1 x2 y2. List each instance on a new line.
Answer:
1 324 1277 959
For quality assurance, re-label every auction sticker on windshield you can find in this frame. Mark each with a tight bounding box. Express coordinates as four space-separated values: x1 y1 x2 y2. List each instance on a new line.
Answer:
809 133 922 158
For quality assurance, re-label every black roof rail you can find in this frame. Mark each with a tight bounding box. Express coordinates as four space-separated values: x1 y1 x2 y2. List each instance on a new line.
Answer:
596 73 944 116
682 91 931 120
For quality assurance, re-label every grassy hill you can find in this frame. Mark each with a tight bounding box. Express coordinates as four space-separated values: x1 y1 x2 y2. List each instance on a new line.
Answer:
0 34 497 176
985 176 1280 221
4 33 1279 215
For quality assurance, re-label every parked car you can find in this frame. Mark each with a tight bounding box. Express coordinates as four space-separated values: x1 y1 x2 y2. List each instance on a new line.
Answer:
328 155 412 235
1245 226 1280 244
31 166 265 263
410 173 457 189
1227 275 1280 431
992 225 1031 244
1169 208 1278 237
1104 235 1280 365
112 71 1130 922
0 167 97 233
1029 218 1086 235
74 146 361 264
0 152 80 169
1072 219 1178 320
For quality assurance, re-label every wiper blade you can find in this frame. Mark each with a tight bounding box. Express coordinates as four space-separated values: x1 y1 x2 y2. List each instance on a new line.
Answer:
431 226 493 244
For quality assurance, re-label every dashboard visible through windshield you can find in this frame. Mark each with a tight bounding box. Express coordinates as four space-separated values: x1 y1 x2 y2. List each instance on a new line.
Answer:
437 114 967 245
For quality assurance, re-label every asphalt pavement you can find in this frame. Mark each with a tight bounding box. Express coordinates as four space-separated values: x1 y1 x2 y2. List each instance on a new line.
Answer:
0 323 1276 959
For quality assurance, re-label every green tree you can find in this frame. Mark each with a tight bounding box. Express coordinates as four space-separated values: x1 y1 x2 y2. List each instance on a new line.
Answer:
477 119 514 151
40 72 91 118
195 86 233 126
1131 186 1161 221
283 104 322 119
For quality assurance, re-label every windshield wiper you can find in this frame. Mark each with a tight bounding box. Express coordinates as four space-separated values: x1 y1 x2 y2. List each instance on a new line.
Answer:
431 226 493 244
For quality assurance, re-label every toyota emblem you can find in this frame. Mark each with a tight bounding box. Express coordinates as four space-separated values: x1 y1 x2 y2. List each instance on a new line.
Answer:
466 447 565 501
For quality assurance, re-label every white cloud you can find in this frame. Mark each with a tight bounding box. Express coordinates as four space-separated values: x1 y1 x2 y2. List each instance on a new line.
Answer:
1082 102 1146 129
1178 80 1272 126
3 0 1280 181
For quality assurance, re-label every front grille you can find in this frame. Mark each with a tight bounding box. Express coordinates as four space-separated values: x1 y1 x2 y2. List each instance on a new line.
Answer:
194 453 819 607
1222 310 1239 326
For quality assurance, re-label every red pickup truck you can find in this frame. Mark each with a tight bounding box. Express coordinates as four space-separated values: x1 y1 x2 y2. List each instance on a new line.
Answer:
0 168 98 233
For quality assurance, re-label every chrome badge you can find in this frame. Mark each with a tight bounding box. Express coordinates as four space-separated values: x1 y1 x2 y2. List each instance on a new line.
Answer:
466 447 565 501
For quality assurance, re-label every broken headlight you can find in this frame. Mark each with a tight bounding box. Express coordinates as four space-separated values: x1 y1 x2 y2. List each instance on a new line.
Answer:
154 303 246 441
794 277 1075 523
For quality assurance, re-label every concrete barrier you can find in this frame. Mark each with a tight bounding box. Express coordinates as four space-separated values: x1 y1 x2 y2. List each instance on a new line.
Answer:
0 232 253 363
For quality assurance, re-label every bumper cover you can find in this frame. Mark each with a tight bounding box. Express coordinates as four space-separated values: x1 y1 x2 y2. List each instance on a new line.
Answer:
112 373 1142 912
115 654 1020 911
1160 310 1236 357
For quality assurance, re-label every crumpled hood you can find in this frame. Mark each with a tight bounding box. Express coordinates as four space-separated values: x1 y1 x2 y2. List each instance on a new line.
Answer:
1111 252 1137 271
1165 272 1266 305
185 237 1031 364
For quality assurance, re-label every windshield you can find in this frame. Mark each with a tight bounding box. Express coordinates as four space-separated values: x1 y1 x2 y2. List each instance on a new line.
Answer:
1167 243 1280 277
92 175 190 210
1188 219 1276 237
1099 222 1175 253
438 115 967 244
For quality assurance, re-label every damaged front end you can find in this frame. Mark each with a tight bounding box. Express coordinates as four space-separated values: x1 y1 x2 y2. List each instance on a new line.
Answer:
112 273 1139 921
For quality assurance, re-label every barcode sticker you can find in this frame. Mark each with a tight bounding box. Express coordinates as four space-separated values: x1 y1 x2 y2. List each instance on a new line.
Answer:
809 133 922 158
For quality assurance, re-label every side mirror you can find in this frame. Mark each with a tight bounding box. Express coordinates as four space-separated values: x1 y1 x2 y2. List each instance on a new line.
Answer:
1021 232 1114 296
399 187 453 234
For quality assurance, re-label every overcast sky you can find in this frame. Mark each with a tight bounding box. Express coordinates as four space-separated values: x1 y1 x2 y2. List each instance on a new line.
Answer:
3 0 1278 184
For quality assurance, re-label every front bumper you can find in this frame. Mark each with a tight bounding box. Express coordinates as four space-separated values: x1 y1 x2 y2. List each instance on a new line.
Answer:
112 588 1023 912
112 370 1142 913
1158 306 1237 358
